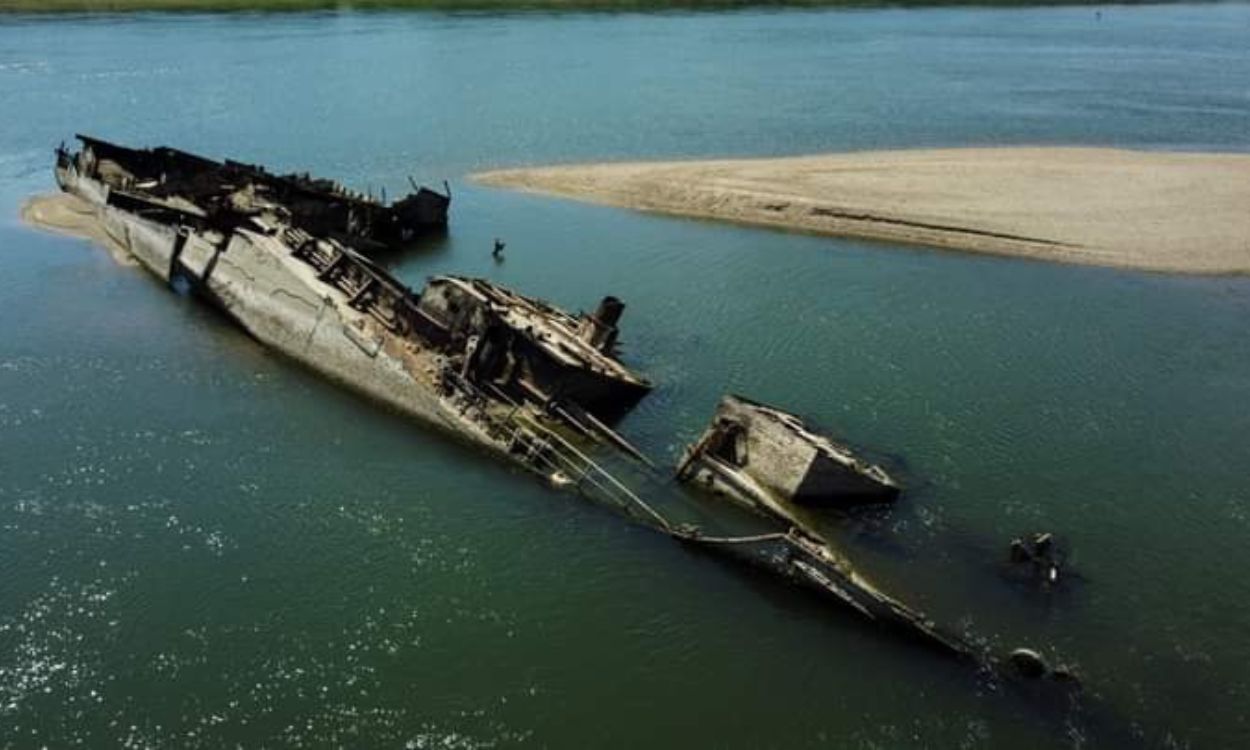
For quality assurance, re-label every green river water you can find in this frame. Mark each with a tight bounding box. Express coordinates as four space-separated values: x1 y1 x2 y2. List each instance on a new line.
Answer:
1 5 1249 747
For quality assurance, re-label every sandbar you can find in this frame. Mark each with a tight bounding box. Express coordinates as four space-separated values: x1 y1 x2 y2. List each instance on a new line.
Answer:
20 191 137 267
474 148 1250 274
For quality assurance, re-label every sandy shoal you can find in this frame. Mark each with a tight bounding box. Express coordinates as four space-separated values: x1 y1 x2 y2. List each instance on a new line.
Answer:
20 191 137 267
474 148 1250 274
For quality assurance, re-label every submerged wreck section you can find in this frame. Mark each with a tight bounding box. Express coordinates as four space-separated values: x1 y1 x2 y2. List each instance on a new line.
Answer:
677 394 900 526
674 525 975 659
671 394 971 658
52 137 649 488
57 134 449 252
672 395 1081 694
414 278 650 421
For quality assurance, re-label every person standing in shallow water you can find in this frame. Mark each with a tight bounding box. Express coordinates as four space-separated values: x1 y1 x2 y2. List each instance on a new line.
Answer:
492 237 506 261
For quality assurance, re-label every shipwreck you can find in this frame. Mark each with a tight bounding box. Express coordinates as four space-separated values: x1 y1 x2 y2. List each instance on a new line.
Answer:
53 137 651 490
677 394 900 527
672 395 975 657
57 134 449 253
40 136 1083 705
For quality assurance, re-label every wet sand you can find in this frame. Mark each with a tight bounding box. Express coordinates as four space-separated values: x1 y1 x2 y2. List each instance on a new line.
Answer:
474 148 1250 274
20 191 137 267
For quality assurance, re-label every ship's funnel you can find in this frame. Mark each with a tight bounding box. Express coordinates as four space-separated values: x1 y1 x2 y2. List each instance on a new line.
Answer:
579 296 625 353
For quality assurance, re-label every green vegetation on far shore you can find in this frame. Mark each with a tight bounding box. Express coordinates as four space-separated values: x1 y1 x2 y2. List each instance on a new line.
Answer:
0 0 1164 14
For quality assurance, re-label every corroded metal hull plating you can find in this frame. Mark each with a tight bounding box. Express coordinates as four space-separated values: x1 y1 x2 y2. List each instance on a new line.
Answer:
672 395 971 659
59 161 483 441
54 147 652 485
49 140 1079 707
677 394 900 527
59 134 448 253
673 526 976 659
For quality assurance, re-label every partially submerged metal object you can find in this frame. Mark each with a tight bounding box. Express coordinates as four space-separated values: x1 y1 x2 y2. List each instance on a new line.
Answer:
672 525 976 659
53 137 649 487
415 279 649 422
673 395 975 658
1008 648 1079 684
677 394 900 527
46 137 1079 705
1007 532 1068 590
674 397 1087 688
57 134 449 252
50 136 975 662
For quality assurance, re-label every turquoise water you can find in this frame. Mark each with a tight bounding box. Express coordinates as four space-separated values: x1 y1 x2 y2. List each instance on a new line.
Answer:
2 5 1250 747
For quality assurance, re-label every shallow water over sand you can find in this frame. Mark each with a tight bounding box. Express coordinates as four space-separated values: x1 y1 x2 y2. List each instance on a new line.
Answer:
2 5 1250 747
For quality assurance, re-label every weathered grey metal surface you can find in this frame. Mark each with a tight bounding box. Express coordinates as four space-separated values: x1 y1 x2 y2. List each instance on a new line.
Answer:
49 140 1081 710
59 134 449 253
677 394 900 528
54 145 651 487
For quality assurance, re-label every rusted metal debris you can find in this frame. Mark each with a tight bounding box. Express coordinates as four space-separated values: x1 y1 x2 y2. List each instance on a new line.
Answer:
672 397 1084 696
674 395 976 659
58 134 449 253
672 525 977 659
416 279 649 422
677 394 900 525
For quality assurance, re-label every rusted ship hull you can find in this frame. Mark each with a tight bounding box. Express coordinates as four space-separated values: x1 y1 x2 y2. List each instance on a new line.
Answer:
58 135 449 253
56 160 486 444
412 276 652 421
44 140 1085 705
55 151 962 663
677 394 899 532
53 147 651 484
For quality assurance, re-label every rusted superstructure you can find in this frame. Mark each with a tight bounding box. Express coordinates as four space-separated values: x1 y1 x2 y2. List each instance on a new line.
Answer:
52 137 649 486
677 394 900 527
414 278 649 421
57 134 449 253
672 395 973 657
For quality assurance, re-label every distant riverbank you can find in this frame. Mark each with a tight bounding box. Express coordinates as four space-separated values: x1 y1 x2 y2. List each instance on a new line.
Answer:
0 0 1169 14
475 148 1250 274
